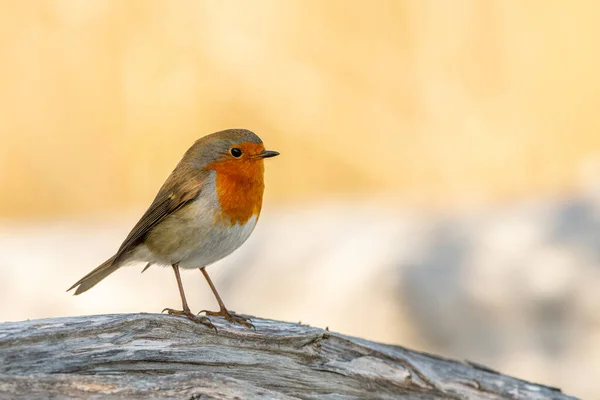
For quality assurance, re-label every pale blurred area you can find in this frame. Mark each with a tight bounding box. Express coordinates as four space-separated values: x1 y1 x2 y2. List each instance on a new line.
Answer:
1 0 600 398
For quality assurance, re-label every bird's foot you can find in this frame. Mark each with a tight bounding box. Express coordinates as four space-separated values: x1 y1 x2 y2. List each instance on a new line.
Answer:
199 308 254 329
162 307 216 332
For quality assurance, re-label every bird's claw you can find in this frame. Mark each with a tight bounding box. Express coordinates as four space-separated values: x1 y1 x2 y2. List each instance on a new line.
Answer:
162 307 216 332
198 309 255 330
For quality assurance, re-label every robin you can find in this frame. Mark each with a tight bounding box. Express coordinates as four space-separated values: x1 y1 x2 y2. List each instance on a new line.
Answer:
67 129 279 329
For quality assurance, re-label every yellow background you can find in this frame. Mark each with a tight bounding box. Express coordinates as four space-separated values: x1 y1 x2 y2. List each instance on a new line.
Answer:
2 1 600 219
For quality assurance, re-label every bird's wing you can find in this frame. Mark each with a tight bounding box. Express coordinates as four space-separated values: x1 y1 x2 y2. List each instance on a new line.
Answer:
113 168 210 264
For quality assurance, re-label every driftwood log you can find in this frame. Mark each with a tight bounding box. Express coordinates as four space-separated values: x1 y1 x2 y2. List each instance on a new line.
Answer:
0 313 576 399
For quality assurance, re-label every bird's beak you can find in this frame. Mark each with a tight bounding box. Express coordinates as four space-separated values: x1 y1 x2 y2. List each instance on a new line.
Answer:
256 149 280 159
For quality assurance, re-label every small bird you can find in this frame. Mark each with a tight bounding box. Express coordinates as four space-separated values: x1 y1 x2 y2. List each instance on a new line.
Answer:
68 129 279 329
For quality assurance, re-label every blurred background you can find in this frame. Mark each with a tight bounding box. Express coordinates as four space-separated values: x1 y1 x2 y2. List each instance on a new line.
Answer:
1 0 599 398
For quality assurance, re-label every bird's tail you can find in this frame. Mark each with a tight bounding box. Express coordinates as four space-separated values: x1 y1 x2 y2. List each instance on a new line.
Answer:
67 255 120 295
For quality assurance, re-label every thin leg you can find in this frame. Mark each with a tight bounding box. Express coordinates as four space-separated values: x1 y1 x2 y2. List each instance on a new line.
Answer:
162 263 215 330
175 263 194 311
200 267 228 311
198 267 254 329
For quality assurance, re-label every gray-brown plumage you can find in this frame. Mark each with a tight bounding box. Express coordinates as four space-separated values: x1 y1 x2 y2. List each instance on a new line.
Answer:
67 129 278 329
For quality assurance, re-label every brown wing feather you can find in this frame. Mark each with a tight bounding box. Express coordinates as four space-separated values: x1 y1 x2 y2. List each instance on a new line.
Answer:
67 166 209 295
113 168 210 264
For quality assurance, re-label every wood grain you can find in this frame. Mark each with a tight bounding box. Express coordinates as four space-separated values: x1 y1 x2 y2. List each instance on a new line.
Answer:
0 314 576 399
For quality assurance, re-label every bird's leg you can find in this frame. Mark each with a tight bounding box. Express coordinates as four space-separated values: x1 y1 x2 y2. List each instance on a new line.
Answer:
198 267 254 329
162 263 215 331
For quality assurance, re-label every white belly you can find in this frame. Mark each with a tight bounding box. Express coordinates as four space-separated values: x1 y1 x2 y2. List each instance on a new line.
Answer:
177 214 258 269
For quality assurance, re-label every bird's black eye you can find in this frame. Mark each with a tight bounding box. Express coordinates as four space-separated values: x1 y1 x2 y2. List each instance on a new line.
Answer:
230 148 242 158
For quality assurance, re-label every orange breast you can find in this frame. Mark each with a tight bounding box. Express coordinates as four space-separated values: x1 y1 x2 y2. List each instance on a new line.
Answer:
205 153 265 226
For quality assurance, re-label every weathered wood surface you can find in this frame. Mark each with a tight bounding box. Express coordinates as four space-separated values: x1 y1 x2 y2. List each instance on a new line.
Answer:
0 314 576 400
